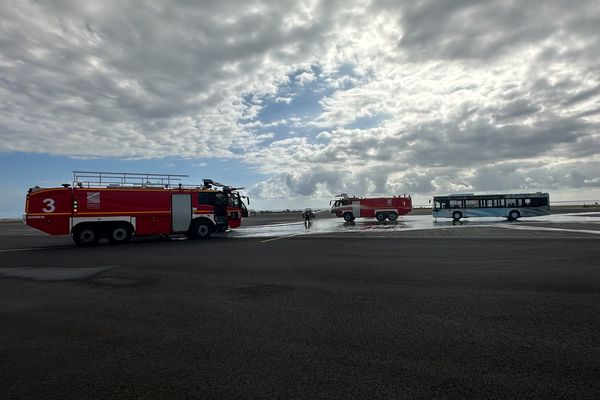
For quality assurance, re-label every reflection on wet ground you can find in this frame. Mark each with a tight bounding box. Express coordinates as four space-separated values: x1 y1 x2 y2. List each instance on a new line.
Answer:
229 213 600 238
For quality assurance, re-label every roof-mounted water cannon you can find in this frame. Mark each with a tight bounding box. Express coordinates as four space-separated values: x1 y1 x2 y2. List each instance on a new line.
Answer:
202 179 244 192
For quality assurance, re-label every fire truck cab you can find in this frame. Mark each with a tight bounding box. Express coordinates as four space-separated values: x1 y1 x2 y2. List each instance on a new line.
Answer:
24 171 249 246
330 193 412 222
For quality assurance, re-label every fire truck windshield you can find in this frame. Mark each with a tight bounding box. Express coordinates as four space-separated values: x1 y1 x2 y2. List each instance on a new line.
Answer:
333 199 350 206
229 195 240 208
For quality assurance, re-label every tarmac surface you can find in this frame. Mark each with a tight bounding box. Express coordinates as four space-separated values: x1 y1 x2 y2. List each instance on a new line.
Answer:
1 209 599 399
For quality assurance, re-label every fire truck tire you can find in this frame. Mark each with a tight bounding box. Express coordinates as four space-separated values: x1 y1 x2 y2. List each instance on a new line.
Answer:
343 212 355 222
191 220 213 239
388 212 398 221
376 212 386 222
452 211 462 221
108 224 133 244
73 225 100 246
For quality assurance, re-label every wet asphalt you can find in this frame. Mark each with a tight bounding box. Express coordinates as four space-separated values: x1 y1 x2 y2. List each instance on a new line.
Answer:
1 213 600 399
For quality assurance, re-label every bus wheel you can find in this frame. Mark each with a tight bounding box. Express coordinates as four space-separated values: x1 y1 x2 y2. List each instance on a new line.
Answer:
108 224 132 244
388 212 398 221
73 226 99 246
193 221 212 239
343 212 355 222
452 211 462 221
376 212 386 222
509 210 520 220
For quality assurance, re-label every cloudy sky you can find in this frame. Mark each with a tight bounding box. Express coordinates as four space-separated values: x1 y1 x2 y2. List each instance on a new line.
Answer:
1 0 600 216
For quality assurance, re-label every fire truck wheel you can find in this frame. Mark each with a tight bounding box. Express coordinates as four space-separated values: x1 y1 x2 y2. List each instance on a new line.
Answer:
388 212 398 221
108 224 133 244
343 212 355 222
193 221 212 239
376 212 386 222
73 226 99 246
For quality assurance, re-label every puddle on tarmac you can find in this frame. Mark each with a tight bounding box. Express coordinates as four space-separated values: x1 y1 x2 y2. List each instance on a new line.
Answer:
229 214 600 238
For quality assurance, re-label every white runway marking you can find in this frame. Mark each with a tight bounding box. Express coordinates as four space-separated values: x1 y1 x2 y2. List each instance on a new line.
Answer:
0 245 73 253
260 233 302 243
492 224 600 235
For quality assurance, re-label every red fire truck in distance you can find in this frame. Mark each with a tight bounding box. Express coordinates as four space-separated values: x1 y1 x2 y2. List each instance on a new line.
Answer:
330 193 412 222
24 171 249 246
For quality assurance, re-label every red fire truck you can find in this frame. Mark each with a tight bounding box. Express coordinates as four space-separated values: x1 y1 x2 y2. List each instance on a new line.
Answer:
330 193 412 222
24 171 249 246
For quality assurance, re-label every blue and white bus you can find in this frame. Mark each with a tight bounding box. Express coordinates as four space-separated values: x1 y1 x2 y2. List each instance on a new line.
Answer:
432 192 550 221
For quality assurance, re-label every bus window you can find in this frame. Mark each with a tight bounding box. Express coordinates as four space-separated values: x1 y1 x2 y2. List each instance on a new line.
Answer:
465 199 478 208
524 198 531 207
449 200 462 208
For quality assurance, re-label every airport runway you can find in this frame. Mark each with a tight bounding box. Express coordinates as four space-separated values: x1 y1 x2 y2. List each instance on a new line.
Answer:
1 211 599 399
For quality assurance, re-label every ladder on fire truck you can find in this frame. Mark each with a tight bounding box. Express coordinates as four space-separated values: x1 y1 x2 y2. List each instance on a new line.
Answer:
72 171 246 193
73 171 189 188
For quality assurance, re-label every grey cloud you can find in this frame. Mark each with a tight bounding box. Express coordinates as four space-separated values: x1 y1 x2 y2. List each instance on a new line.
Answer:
0 0 342 157
245 152 600 200
470 161 600 191
493 99 541 122
562 84 600 107
249 165 397 199
304 111 589 169
2 0 600 202
403 116 588 167
390 172 436 194
392 0 600 62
